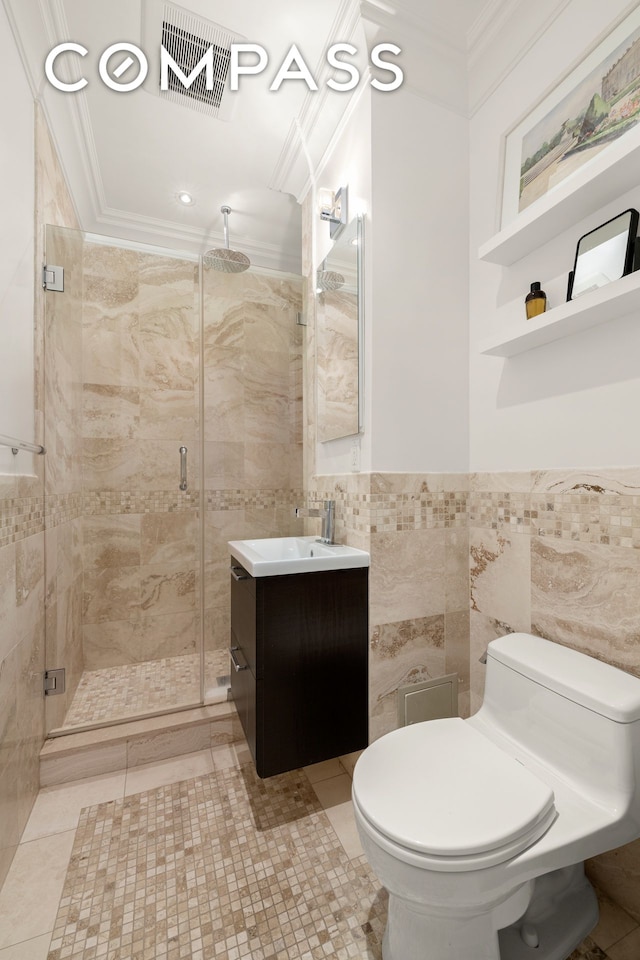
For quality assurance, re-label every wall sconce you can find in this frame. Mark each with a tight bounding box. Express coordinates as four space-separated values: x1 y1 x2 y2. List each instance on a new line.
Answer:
319 186 348 238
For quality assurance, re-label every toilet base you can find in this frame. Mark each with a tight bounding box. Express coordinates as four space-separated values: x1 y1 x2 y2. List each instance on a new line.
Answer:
380 865 598 960
382 882 532 960
498 864 598 960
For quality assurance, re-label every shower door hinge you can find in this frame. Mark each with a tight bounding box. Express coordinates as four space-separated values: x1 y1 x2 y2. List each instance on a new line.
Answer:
44 668 66 696
43 264 64 292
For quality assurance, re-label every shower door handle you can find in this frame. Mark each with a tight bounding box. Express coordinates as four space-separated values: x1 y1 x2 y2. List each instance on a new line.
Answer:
179 446 187 491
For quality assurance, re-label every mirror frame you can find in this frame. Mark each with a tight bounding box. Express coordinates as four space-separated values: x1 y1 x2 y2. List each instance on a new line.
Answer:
316 215 364 442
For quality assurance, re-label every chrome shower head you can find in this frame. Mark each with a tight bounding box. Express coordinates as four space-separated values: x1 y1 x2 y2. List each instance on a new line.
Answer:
203 205 250 273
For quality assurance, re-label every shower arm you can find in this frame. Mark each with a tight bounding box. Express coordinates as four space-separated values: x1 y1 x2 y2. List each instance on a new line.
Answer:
222 205 231 249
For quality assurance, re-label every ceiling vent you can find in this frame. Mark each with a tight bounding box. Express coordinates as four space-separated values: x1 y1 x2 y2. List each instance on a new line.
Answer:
141 0 245 120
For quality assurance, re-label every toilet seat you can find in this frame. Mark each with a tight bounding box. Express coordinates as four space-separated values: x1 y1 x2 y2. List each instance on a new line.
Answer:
352 718 557 871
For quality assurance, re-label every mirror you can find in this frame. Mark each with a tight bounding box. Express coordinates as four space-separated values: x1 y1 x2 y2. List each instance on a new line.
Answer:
316 216 363 442
569 208 638 299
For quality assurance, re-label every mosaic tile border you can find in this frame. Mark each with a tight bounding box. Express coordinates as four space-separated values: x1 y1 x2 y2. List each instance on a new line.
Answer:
0 496 45 548
308 487 469 534
45 492 83 529
470 490 640 548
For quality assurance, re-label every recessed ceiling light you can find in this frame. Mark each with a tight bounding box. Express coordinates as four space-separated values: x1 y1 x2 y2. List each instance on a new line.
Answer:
177 191 194 206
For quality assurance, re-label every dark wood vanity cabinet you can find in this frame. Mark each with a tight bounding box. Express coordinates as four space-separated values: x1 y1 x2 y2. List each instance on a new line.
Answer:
230 560 369 778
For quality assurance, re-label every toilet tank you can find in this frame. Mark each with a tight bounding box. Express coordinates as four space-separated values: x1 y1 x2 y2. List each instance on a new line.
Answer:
473 633 640 815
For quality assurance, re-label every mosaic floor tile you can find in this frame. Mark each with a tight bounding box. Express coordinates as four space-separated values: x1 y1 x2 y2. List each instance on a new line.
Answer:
61 651 231 729
47 765 386 960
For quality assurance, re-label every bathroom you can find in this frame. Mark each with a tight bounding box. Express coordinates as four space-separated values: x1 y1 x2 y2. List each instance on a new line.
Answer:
2 0 640 957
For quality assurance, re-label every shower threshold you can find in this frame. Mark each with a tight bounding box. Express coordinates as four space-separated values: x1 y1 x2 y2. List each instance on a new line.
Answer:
54 650 231 734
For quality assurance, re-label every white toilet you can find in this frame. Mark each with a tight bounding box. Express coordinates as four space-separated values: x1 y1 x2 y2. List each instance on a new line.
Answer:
352 633 640 960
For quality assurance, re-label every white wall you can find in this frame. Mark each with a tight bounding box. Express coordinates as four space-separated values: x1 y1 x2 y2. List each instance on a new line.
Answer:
470 0 640 471
314 84 470 476
0 3 35 473
370 89 469 473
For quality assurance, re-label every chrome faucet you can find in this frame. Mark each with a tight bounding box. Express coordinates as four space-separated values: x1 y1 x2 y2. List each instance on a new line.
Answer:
295 499 335 544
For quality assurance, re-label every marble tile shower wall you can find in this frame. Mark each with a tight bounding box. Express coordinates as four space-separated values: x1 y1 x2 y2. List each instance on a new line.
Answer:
468 467 640 923
81 253 303 680
202 269 303 659
0 107 81 888
80 243 202 674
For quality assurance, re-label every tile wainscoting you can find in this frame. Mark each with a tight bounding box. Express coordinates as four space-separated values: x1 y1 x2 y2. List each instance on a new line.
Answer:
469 467 640 924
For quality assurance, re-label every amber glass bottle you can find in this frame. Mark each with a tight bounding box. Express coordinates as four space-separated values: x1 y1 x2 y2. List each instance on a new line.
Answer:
525 282 547 319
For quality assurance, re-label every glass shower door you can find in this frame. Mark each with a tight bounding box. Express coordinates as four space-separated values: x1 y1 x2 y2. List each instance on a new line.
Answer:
43 225 204 734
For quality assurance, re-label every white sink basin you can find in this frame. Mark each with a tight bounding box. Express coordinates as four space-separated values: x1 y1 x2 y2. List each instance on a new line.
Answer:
228 536 370 577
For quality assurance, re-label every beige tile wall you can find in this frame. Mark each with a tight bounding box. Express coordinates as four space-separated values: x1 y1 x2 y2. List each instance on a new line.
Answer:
468 467 640 923
202 268 303 664
80 251 303 693
79 243 201 676
0 106 81 888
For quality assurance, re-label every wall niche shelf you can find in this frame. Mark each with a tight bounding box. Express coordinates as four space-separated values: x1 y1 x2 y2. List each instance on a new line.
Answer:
480 270 640 358
479 126 640 266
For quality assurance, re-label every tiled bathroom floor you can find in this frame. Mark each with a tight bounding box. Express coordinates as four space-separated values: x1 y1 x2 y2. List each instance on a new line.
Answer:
0 742 639 960
60 651 231 730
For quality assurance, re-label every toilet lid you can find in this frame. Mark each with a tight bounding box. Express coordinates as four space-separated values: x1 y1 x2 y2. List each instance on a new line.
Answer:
353 718 555 860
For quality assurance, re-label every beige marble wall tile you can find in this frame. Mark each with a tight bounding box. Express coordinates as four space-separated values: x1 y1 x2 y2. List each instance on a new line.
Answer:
244 442 293 489
369 615 446 742
82 384 139 439
445 528 469 613
243 348 290 444
0 545 17 665
470 471 533 493
83 611 197 670
138 439 199 490
244 301 295 354
15 612 45 832
140 513 197 565
444 609 470 699
369 528 446 625
203 346 244 442
139 563 196 617
83 566 141 624
468 610 514 715
82 515 141 570
469 527 531 631
204 604 231 657
0 746 19 891
204 443 245 488
82 322 139 388
531 467 640 496
82 439 139 491
138 253 197 342
139 332 195 391
203 296 246 349
139 389 197 441
587 840 640 925
531 536 640 676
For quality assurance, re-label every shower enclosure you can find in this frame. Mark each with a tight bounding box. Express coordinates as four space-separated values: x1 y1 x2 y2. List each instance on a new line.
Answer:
43 224 303 736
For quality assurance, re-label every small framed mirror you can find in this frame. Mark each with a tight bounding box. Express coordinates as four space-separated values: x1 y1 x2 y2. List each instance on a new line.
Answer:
569 208 639 300
316 216 363 442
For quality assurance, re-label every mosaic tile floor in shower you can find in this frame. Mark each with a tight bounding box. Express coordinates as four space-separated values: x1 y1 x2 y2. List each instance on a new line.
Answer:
47 763 387 960
60 651 231 729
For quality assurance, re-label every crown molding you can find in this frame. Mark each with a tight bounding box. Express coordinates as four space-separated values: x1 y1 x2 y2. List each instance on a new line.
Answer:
268 0 364 199
92 206 302 274
467 0 575 116
358 0 468 56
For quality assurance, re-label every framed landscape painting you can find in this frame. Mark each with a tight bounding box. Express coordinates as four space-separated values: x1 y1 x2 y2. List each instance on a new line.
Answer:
500 6 640 228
